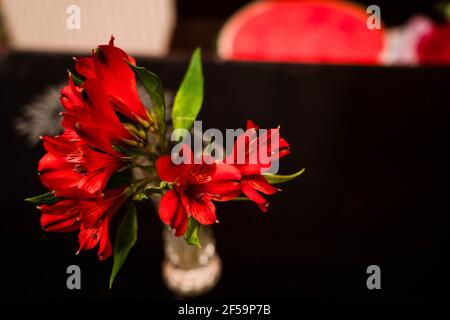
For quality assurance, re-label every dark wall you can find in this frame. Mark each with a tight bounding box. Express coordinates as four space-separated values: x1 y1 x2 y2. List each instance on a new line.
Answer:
1 51 449 299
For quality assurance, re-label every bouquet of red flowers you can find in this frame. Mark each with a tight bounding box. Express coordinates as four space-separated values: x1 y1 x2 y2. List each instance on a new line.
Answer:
26 37 303 287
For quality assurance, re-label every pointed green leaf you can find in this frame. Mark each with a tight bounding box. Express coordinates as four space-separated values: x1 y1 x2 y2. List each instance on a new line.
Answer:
128 63 166 138
109 204 138 288
184 217 201 248
25 192 60 205
172 48 203 131
68 70 84 86
264 168 306 185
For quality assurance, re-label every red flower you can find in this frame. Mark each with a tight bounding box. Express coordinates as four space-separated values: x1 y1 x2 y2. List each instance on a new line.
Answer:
38 130 124 195
156 154 241 236
227 120 290 212
40 197 84 233
39 187 127 260
61 76 135 153
74 36 150 124
77 188 127 260
35 38 151 261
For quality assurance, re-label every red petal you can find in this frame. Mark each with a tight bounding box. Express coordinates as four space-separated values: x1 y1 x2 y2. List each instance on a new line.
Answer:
39 134 123 195
75 57 95 79
279 137 289 149
78 224 100 252
80 188 125 228
246 176 279 195
246 120 259 130
40 200 81 232
54 188 97 199
181 194 217 225
202 180 242 201
77 189 124 260
83 77 134 142
159 190 180 225
187 163 216 185
156 156 188 183
61 76 133 153
97 217 113 260
238 164 262 176
242 181 269 212
213 163 241 181
38 154 81 191
60 78 84 112
159 190 188 235
93 43 149 122
173 204 188 237
202 164 242 201
74 37 144 122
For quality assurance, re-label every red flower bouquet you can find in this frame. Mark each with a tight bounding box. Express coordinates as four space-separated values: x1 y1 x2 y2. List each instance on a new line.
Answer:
26 37 304 287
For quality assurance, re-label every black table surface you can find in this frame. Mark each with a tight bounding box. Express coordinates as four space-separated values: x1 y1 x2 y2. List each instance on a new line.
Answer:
1 51 449 300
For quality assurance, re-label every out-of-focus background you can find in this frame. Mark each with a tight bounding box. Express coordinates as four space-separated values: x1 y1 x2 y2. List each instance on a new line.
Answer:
0 0 449 65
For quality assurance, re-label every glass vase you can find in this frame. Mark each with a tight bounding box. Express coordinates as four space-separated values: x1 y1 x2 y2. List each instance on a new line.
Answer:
161 222 222 297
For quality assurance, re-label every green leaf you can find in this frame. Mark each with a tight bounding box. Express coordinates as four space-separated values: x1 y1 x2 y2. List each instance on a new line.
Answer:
144 181 168 196
128 63 166 138
105 170 132 190
171 48 204 131
441 2 450 21
68 69 84 86
264 168 306 185
184 217 201 248
132 192 148 201
109 204 138 289
113 144 156 159
230 197 251 201
25 192 60 205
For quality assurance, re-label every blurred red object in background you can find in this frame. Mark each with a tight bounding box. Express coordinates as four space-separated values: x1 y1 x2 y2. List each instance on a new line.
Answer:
217 0 384 65
418 23 450 65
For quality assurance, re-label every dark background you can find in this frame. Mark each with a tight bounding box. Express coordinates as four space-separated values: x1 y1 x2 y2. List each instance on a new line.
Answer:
172 0 448 54
1 52 450 300
1 0 450 300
